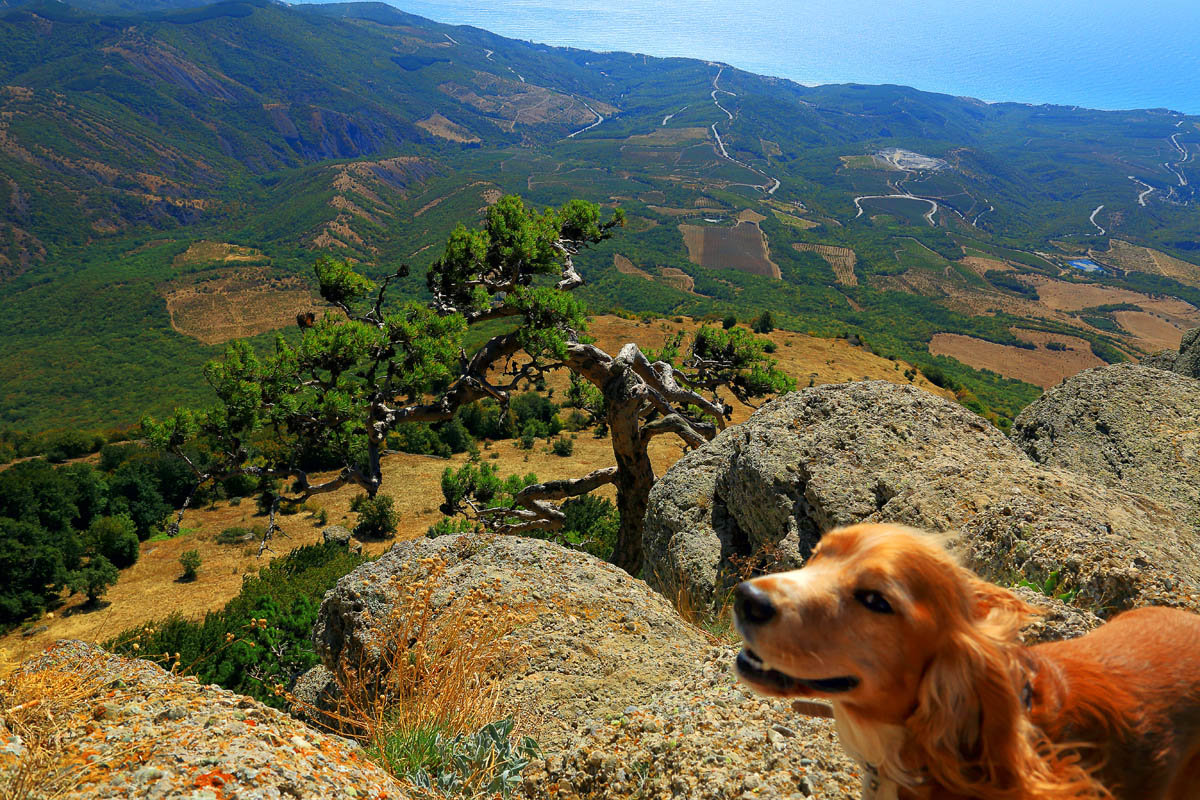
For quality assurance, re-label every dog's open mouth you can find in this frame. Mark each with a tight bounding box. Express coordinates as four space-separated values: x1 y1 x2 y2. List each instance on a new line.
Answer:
736 647 860 695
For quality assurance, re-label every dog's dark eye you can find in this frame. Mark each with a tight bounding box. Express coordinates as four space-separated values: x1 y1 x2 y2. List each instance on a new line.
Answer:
855 590 894 614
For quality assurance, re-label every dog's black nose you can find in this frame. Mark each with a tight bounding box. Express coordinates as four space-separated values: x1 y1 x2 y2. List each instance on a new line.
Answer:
735 581 777 625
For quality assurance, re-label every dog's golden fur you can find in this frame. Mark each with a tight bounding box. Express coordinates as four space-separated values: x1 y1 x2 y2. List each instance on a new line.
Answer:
734 523 1200 800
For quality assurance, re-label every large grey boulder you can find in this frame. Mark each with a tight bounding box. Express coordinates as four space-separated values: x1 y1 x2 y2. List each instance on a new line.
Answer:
311 534 708 752
1141 326 1200 379
645 381 1200 615
1012 363 1200 511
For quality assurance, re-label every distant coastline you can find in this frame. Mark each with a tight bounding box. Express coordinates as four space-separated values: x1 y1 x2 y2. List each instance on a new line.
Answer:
378 0 1200 115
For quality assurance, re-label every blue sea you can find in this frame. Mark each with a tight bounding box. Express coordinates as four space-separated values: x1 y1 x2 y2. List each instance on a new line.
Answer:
375 0 1200 114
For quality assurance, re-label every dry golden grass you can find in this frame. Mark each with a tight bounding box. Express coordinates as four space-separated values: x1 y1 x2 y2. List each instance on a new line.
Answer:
292 554 535 795
929 329 1104 389
301 556 528 740
0 316 952 673
0 655 158 800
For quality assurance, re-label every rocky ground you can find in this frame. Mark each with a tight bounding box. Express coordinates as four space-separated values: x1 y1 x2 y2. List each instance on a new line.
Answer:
646 376 1200 615
4 350 1199 800
0 640 408 800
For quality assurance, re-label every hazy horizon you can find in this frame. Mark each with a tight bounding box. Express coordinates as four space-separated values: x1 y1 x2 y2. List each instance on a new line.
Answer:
305 0 1200 114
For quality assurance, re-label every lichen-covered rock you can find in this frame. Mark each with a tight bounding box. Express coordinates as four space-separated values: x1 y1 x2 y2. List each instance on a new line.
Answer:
645 382 1200 615
516 645 860 800
1176 327 1200 379
0 640 407 800
313 534 709 753
1012 363 1200 512
322 524 362 554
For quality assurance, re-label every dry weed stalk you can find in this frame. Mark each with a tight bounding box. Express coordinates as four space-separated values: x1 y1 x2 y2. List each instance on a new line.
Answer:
0 656 157 800
295 556 533 760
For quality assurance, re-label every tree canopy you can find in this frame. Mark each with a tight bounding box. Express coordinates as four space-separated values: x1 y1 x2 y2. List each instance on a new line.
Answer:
148 195 793 573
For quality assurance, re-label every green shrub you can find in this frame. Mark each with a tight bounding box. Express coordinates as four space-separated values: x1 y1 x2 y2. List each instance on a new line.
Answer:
426 517 476 537
216 526 260 545
351 494 398 539
551 437 574 457
85 515 140 569
722 314 738 330
108 542 367 708
68 554 119 603
751 310 775 334
382 718 538 798
179 549 201 581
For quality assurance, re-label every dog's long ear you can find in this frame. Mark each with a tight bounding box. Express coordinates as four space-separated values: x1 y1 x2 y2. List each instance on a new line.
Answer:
906 623 1030 798
967 574 1036 640
906 572 1106 800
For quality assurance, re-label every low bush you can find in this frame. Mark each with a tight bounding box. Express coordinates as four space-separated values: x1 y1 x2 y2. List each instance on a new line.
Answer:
351 494 398 540
107 542 367 708
179 549 201 581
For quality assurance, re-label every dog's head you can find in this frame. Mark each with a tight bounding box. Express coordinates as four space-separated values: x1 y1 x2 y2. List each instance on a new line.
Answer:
733 523 1030 724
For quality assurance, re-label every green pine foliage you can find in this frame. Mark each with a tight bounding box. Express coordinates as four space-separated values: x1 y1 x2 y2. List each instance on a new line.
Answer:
107 541 367 707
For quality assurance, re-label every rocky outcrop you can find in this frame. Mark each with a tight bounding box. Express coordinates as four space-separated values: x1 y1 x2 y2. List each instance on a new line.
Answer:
1141 326 1200 379
321 524 363 554
311 534 709 753
517 645 860 800
1012 363 1200 511
0 640 408 800
645 382 1200 614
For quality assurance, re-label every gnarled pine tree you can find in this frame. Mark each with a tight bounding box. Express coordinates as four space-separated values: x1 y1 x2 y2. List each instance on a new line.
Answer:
146 195 793 574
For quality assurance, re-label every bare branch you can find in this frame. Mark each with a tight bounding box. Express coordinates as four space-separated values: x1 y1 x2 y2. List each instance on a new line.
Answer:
512 465 619 504
641 413 713 449
618 344 729 424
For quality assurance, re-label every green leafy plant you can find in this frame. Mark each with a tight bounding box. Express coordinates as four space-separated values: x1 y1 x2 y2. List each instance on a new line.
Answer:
1017 570 1078 603
179 549 201 581
394 718 539 798
351 494 398 540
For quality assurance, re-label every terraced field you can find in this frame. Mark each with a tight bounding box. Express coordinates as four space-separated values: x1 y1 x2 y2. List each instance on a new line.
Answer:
679 221 780 279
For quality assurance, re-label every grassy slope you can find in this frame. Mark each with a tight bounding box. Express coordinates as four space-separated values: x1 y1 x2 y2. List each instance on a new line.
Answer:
0 316 954 670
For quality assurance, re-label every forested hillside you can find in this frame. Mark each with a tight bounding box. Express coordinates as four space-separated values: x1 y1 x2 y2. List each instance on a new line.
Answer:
3 0 1200 431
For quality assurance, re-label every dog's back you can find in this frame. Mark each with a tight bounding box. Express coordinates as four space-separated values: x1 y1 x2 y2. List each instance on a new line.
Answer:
1031 607 1200 800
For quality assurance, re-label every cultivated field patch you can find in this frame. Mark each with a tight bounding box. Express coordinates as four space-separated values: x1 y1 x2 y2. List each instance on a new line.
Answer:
172 241 266 268
415 112 481 143
959 256 1013 275
1112 311 1186 352
614 253 654 280
679 221 780 279
625 127 708 145
859 196 935 225
929 329 1104 388
162 268 322 345
658 267 696 293
1028 276 1200 323
794 242 858 286
1093 240 1200 287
